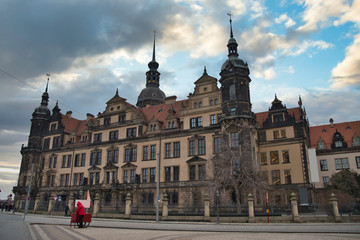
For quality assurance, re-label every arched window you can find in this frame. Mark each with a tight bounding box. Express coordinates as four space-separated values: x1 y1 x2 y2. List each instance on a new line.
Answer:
194 102 198 108
199 101 202 108
215 98 219 105
210 99 214 106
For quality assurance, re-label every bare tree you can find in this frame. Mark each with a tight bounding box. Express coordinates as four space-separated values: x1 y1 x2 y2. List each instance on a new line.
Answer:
210 126 268 213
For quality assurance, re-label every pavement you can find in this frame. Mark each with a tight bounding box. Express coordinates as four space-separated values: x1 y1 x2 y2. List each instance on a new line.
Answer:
2 212 360 240
18 212 360 234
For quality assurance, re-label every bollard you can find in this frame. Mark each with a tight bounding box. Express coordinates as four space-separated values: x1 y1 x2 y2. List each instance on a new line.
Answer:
34 194 40 213
125 193 132 218
162 193 169 220
329 193 341 222
93 193 101 217
290 192 301 223
248 193 255 223
203 194 210 221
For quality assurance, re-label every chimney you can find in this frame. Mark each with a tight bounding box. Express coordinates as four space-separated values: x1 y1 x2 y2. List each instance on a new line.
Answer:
86 113 94 122
329 118 334 127
66 111 72 119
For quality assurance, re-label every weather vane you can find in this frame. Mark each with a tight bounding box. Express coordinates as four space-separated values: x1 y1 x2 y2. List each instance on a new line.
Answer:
227 12 232 20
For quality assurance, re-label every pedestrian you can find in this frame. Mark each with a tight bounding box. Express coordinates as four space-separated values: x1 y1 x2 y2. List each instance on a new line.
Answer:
76 202 85 228
65 204 69 216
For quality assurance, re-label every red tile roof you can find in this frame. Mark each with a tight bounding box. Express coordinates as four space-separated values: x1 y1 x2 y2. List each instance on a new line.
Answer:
61 114 87 136
309 121 360 148
139 100 187 127
255 107 302 128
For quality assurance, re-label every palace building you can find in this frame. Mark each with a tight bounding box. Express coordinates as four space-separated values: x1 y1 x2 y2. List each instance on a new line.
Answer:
14 20 315 215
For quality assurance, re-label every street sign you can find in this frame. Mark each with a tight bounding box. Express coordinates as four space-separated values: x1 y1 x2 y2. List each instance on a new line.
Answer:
58 196 62 201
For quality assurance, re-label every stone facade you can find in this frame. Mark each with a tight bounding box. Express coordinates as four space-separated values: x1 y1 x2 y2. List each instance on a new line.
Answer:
13 21 322 215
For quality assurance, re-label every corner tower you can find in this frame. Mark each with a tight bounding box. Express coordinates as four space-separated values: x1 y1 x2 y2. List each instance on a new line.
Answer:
219 15 258 169
219 16 254 119
136 31 166 108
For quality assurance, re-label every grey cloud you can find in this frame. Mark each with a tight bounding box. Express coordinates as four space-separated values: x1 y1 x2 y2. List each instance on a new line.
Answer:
0 0 184 80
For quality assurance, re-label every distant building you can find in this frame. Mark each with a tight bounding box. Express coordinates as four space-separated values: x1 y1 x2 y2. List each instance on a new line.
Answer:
309 119 360 188
14 20 326 214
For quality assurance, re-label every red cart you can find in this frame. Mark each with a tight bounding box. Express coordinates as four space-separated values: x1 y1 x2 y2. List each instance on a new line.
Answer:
70 213 92 228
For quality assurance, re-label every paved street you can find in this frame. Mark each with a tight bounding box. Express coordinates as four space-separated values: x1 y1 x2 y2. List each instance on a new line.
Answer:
1 212 360 240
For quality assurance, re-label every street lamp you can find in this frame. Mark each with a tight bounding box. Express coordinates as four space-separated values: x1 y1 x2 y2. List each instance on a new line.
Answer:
216 190 219 224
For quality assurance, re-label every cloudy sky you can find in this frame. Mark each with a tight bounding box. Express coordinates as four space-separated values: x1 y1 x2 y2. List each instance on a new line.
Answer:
0 0 359 199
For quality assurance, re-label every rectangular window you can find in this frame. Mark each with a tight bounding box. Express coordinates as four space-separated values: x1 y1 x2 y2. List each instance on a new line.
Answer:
320 160 328 171
230 107 236 116
284 169 292 184
79 173 84 185
150 168 156 183
52 136 60 149
126 127 137 138
271 170 281 185
74 173 79 186
109 130 118 141
335 158 349 170
142 168 148 183
273 129 286 139
107 150 112 163
67 155 72 168
230 132 239 148
65 174 69 186
89 173 94 185
356 156 360 169
189 140 196 156
106 172 110 184
165 167 171 182
125 148 137 162
81 153 86 167
130 170 136 183
174 142 180 158
50 123 57 131
43 138 50 150
60 174 65 186
112 171 116 184
190 117 202 128
143 146 149 160
273 113 284 123
74 154 80 167
51 175 55 187
150 145 156 160
260 152 267 165
104 117 111 126
214 137 222 154
119 114 126 123
199 165 206 180
62 156 66 168
270 151 279 164
95 172 100 184
210 115 216 125
114 150 118 163
232 159 240 175
94 133 102 142
123 170 129 183
189 165 196 181
282 150 290 163
323 176 329 185
91 151 102 165
165 143 172 158
49 157 53 169
53 157 57 168
173 166 179 181
198 139 206 155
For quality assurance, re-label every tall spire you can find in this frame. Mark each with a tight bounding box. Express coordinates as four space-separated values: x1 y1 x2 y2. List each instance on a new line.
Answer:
152 30 156 62
41 74 50 107
227 12 233 38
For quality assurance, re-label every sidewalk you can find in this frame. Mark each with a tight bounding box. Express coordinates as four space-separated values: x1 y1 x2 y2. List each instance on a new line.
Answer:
16 212 360 234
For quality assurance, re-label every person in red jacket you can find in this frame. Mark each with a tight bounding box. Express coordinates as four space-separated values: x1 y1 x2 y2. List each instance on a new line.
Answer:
76 202 85 228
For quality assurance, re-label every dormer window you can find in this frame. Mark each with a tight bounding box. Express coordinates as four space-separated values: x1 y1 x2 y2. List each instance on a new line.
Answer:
353 134 360 146
273 113 284 123
50 123 57 131
335 141 343 147
168 121 175 129
119 114 126 123
104 117 111 126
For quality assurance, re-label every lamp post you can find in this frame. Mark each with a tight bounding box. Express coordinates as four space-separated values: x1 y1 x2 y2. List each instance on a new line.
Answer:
216 190 219 224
